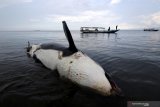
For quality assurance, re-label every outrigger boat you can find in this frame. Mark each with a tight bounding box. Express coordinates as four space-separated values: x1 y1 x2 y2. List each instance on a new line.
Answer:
80 26 119 33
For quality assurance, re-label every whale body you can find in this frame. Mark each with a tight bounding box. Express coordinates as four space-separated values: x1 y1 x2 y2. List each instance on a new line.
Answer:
26 21 121 96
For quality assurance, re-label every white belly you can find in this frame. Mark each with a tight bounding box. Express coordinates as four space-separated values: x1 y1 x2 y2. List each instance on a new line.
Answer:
57 51 112 95
32 49 112 95
35 49 59 70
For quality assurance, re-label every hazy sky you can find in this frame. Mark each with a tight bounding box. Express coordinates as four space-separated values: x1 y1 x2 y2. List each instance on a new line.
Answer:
0 0 160 30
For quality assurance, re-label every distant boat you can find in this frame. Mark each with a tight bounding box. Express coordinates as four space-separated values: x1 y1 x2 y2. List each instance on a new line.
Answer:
80 26 119 33
144 28 159 31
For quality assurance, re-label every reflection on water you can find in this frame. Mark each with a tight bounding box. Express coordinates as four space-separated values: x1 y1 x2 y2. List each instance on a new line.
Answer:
81 33 118 39
0 30 160 107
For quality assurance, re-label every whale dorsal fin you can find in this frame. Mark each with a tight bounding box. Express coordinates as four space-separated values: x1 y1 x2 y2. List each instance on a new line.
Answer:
62 21 78 52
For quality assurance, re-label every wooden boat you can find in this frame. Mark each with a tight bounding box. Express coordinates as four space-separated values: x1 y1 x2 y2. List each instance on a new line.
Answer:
80 26 119 33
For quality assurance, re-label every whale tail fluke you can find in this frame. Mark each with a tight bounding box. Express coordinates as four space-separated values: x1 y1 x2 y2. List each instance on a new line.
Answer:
62 21 78 53
26 41 31 52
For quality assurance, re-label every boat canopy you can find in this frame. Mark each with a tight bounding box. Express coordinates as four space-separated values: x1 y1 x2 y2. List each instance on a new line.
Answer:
81 27 105 29
80 26 119 33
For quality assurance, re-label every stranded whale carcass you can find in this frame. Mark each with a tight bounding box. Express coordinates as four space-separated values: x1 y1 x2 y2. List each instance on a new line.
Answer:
26 21 121 96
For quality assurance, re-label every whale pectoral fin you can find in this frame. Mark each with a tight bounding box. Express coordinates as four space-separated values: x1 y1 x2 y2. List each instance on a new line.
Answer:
105 72 123 96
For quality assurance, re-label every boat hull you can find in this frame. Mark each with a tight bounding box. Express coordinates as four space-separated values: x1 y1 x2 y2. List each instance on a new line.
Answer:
81 30 119 33
144 30 159 31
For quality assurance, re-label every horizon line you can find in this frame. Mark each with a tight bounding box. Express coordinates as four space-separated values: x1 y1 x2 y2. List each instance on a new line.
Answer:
0 29 146 32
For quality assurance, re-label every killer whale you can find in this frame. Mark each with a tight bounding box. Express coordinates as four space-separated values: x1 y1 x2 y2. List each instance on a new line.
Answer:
26 21 121 96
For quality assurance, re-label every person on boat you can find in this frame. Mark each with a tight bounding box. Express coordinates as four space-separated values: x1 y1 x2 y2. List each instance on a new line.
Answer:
95 28 98 32
80 27 83 32
116 25 118 30
108 27 110 31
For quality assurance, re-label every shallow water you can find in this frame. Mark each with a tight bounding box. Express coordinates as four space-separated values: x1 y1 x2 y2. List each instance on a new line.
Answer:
0 30 160 107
